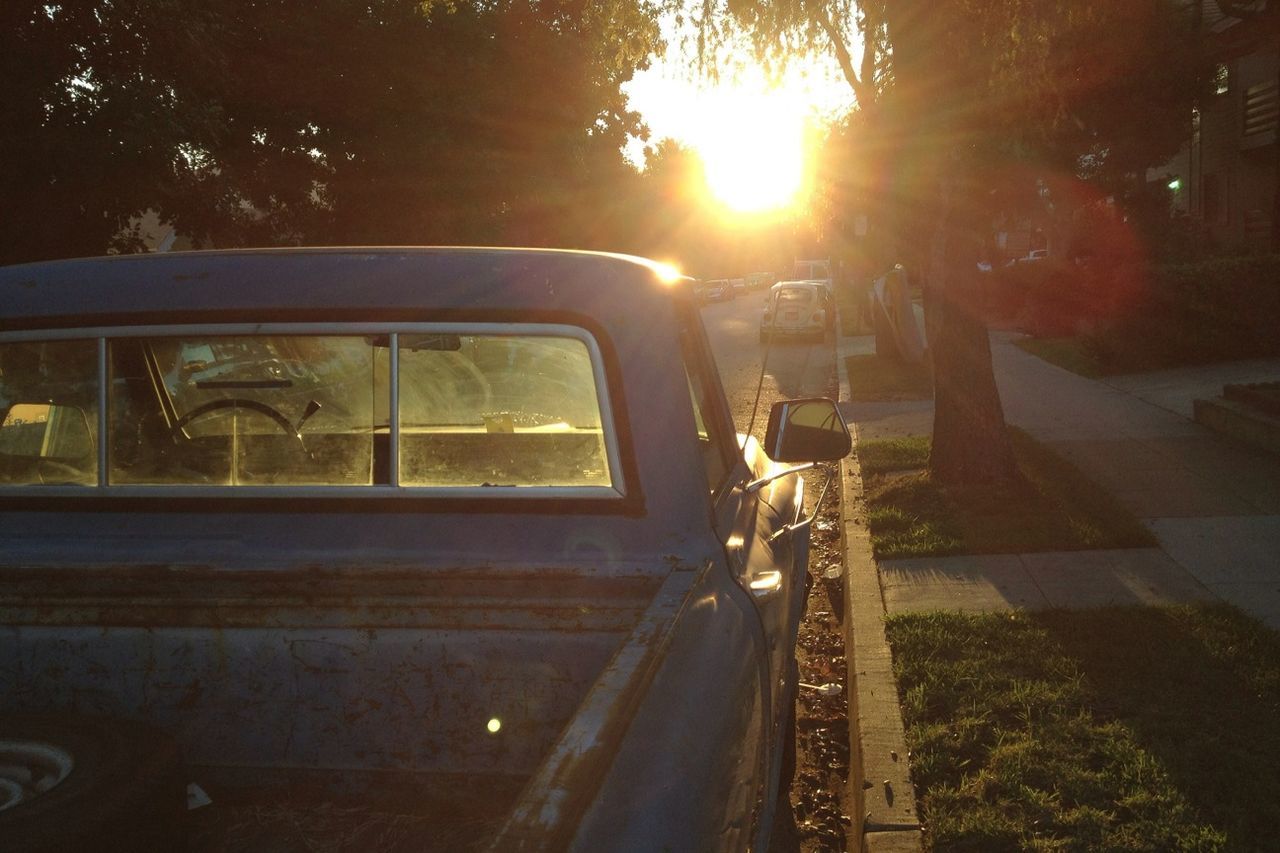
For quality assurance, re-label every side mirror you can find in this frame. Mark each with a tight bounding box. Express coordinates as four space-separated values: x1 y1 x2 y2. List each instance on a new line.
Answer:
763 398 851 463
0 402 95 467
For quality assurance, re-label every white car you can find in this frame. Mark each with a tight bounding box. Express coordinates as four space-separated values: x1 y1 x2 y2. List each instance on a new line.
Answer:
702 279 733 302
1007 249 1048 266
760 281 832 343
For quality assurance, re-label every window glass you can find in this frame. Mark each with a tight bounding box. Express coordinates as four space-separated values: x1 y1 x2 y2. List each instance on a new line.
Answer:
2 328 617 493
678 320 732 494
684 365 730 493
776 288 815 304
397 334 612 488
108 336 380 486
0 340 98 485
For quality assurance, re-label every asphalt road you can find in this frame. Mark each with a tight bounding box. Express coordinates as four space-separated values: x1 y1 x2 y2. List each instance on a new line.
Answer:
699 290 838 442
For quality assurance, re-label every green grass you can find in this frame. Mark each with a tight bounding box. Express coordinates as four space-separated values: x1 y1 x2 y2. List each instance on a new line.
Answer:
846 353 934 401
887 606 1280 851
1015 336 1106 379
857 429 1154 559
857 435 931 474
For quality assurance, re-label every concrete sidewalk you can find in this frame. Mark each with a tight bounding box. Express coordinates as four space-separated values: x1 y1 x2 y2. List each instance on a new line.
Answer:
993 332 1280 627
835 329 1280 853
839 330 1280 628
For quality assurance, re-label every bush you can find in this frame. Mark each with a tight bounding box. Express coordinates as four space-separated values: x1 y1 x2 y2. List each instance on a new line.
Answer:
1087 254 1280 371
988 261 1105 336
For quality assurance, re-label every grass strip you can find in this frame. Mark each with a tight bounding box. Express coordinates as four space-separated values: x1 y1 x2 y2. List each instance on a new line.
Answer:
858 429 1154 559
887 606 1280 851
857 435 930 475
846 353 934 401
1014 336 1106 379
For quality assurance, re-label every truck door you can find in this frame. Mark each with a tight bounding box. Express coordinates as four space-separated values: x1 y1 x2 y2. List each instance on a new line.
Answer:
677 308 803 810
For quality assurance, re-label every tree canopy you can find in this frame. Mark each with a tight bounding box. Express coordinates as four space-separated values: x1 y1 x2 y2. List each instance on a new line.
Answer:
0 1 663 265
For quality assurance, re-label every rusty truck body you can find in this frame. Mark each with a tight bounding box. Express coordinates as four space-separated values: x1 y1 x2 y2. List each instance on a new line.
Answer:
0 248 849 851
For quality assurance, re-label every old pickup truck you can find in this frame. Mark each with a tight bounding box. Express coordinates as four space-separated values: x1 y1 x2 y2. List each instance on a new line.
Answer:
0 248 850 852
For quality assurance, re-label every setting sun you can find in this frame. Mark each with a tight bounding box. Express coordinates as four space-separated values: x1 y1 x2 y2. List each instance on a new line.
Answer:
626 61 850 219
699 99 807 215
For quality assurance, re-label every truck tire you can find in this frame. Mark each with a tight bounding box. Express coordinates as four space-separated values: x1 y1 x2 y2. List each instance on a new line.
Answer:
0 714 187 853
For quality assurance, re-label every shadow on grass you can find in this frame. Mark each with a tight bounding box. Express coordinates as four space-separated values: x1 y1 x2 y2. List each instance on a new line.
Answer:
846 353 933 402
888 606 1280 852
1014 336 1106 379
858 429 1154 560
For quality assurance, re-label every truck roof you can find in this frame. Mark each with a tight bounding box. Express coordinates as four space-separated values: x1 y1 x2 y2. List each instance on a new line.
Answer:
0 248 721 563
0 247 684 329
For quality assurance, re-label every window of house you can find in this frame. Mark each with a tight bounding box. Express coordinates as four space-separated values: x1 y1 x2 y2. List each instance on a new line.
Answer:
1215 63 1230 96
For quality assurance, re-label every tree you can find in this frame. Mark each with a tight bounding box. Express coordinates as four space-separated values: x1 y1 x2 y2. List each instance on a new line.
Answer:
169 0 663 251
674 0 1203 484
0 2 225 266
1 1 662 263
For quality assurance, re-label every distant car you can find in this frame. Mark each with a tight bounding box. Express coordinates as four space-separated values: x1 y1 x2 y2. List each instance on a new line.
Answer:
797 278 834 297
745 272 772 290
703 279 733 302
792 259 831 284
760 281 832 343
730 278 746 295
1006 249 1048 266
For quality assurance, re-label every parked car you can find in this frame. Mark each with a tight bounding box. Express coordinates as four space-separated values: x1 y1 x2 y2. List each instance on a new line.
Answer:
703 278 733 301
760 280 833 343
730 277 746 296
0 247 851 852
1006 248 1048 266
745 272 773 290
791 258 831 285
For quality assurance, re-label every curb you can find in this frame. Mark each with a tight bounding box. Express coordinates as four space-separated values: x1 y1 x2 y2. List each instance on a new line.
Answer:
835 336 924 853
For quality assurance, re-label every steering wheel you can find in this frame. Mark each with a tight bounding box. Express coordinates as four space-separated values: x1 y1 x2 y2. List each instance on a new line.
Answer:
171 398 303 449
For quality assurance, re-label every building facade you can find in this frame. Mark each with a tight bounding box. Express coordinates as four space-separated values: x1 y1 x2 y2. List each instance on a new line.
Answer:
1161 2 1280 250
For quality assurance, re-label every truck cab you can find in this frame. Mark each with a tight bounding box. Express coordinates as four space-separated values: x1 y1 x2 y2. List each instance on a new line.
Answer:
0 248 849 852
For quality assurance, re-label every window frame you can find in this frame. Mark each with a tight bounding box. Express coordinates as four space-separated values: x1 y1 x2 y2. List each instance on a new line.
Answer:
0 322 626 501
676 306 741 500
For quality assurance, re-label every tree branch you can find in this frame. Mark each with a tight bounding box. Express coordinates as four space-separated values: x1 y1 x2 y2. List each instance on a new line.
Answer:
813 7 874 108
1216 0 1272 19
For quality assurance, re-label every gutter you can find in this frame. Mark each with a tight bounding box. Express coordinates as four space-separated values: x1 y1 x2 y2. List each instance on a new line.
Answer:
834 313 924 853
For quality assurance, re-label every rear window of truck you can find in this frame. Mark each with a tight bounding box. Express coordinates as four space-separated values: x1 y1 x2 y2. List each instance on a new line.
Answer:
0 324 622 497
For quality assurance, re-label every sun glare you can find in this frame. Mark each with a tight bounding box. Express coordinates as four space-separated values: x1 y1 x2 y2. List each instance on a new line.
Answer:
627 55 852 220
700 116 806 215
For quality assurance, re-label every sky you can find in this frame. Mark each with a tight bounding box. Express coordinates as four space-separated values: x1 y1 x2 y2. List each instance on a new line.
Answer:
621 34 859 168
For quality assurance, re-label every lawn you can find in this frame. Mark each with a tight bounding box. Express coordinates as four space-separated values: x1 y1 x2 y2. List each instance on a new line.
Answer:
887 606 1280 851
857 431 1154 559
846 353 934 401
1014 336 1106 379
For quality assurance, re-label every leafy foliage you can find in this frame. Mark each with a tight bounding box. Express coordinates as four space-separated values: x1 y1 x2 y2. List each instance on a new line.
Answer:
0 1 663 264
0 2 226 264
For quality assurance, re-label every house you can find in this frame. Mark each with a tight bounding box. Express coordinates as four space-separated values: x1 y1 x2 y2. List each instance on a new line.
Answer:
1157 2 1280 249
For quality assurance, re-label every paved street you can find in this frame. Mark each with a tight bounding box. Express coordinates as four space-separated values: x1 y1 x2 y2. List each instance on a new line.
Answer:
698 292 837 436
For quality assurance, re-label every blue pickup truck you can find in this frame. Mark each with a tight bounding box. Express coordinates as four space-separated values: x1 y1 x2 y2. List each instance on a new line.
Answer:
0 248 850 852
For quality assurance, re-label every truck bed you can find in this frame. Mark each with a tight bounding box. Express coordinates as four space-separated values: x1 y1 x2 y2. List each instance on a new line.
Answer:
0 559 700 850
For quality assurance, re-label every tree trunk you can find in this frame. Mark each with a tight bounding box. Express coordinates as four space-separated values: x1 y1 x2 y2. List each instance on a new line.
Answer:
883 1 1018 486
922 180 1019 485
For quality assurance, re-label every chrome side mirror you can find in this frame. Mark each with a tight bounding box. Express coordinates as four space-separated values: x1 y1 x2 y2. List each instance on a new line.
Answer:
0 401 96 485
1 402 94 460
763 398 851 463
